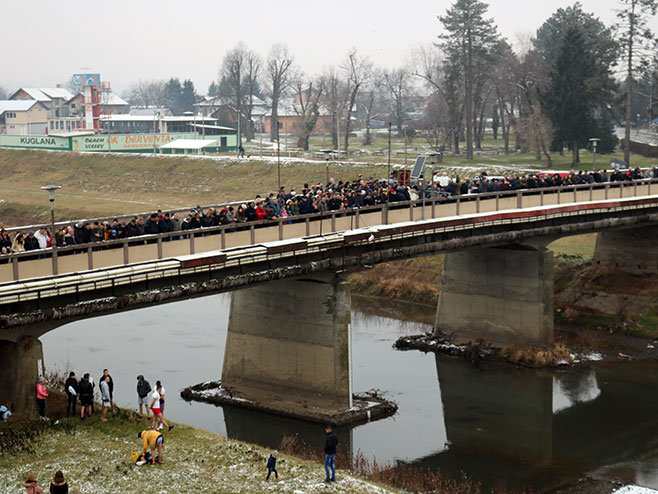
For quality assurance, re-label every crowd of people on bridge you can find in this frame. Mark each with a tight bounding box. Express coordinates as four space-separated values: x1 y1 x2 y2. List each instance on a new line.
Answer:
1 166 656 255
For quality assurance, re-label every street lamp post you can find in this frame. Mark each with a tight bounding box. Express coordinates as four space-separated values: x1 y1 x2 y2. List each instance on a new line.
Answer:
41 185 62 275
387 122 392 184
153 111 160 154
589 138 600 171
277 121 282 191
320 149 333 185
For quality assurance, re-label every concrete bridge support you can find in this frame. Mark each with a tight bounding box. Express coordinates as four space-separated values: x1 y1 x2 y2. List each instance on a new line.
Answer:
594 226 658 274
0 337 43 419
222 272 352 414
436 245 554 347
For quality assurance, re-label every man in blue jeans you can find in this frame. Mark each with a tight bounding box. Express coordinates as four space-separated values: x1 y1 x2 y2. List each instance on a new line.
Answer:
324 425 338 482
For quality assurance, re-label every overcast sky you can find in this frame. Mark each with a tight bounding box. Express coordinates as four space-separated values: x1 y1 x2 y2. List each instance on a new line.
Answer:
2 0 657 95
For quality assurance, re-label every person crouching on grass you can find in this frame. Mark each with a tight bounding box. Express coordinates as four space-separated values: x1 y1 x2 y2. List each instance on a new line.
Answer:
138 430 164 464
150 383 174 432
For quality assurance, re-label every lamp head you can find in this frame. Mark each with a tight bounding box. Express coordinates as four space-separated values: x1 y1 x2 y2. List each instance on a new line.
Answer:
41 185 62 202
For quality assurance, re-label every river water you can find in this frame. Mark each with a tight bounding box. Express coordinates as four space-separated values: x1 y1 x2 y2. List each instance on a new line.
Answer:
40 294 658 492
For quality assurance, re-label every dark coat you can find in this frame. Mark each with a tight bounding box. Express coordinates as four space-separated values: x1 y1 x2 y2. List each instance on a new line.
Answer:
324 431 338 455
65 377 79 397
267 455 277 469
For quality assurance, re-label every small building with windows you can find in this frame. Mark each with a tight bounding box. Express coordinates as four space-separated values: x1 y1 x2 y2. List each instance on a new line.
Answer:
9 87 74 120
0 100 49 135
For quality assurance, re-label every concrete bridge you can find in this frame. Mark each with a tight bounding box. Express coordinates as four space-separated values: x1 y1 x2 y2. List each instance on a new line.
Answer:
3 180 658 419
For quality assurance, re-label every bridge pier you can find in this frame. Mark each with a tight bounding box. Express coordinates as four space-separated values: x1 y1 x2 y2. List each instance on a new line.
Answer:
0 337 43 419
222 272 352 415
436 245 553 347
594 226 658 273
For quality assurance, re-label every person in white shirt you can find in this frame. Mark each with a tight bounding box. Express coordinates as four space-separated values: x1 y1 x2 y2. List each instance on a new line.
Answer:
34 228 49 249
150 383 173 432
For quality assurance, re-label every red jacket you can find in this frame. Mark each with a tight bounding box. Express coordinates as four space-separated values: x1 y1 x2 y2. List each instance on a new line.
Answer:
36 383 48 400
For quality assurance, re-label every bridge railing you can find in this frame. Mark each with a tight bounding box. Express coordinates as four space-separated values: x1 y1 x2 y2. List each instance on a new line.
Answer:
2 178 658 282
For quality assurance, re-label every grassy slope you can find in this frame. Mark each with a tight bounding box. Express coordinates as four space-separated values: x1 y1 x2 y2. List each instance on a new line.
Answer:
0 412 395 494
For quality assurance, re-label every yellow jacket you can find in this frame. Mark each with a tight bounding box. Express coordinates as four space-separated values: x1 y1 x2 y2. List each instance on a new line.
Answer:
141 430 162 452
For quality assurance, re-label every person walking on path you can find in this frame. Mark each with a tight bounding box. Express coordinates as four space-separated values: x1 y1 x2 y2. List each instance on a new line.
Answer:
323 425 338 482
36 377 48 420
64 372 78 418
136 375 152 418
150 383 173 432
78 374 93 420
138 430 165 464
48 471 68 494
266 451 280 482
98 369 114 411
99 376 111 422
23 475 43 494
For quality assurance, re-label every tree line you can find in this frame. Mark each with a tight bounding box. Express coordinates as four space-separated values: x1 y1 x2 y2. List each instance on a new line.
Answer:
120 0 657 166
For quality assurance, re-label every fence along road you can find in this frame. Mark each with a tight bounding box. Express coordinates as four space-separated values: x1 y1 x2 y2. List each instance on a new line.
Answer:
2 179 658 283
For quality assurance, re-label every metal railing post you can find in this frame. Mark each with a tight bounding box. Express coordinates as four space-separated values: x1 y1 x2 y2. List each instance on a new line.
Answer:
620 182 624 198
331 213 336 232
157 237 163 259
87 246 93 270
495 193 499 211
189 232 195 254
540 190 544 206
516 191 522 209
123 242 129 265
12 256 18 281
557 189 561 204
431 199 436 218
573 187 577 203
221 228 226 248
278 220 283 240
605 184 609 199
51 250 58 276
382 204 389 224
355 209 360 228
456 196 460 216
409 202 414 221
305 217 310 236
476 196 480 213
589 184 593 202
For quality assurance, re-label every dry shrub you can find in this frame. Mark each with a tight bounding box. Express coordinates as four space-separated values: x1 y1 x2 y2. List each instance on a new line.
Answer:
500 342 572 367
278 434 483 494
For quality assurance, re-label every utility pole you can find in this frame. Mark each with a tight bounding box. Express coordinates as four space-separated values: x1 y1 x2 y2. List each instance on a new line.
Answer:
277 121 282 191
387 122 392 183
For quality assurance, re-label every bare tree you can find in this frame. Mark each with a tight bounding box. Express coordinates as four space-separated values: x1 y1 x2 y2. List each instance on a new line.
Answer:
358 69 384 146
219 43 262 144
322 67 346 149
341 50 371 155
616 0 658 165
292 75 325 150
266 44 295 141
383 68 413 136
127 80 167 107
0 85 7 100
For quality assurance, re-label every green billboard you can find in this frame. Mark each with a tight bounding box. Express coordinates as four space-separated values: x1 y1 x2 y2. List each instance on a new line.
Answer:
0 135 71 150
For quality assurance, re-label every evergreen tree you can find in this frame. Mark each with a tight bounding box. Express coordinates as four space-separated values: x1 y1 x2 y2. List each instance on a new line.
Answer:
181 79 197 113
534 4 618 165
207 81 220 97
439 0 500 160
165 78 183 115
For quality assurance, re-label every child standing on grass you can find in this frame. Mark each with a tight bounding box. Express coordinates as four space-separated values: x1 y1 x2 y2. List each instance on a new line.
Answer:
266 451 280 481
24 475 43 493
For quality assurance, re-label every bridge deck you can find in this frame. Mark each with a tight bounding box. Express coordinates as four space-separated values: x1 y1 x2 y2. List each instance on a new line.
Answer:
0 180 656 284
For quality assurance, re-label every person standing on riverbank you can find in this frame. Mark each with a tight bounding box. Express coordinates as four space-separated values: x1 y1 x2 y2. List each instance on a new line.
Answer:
64 372 78 418
78 374 93 420
100 376 111 422
98 369 114 411
36 377 48 420
323 425 338 483
136 375 151 418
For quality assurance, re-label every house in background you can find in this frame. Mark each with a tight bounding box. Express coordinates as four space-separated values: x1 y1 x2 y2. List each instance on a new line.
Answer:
0 100 49 135
9 87 74 120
